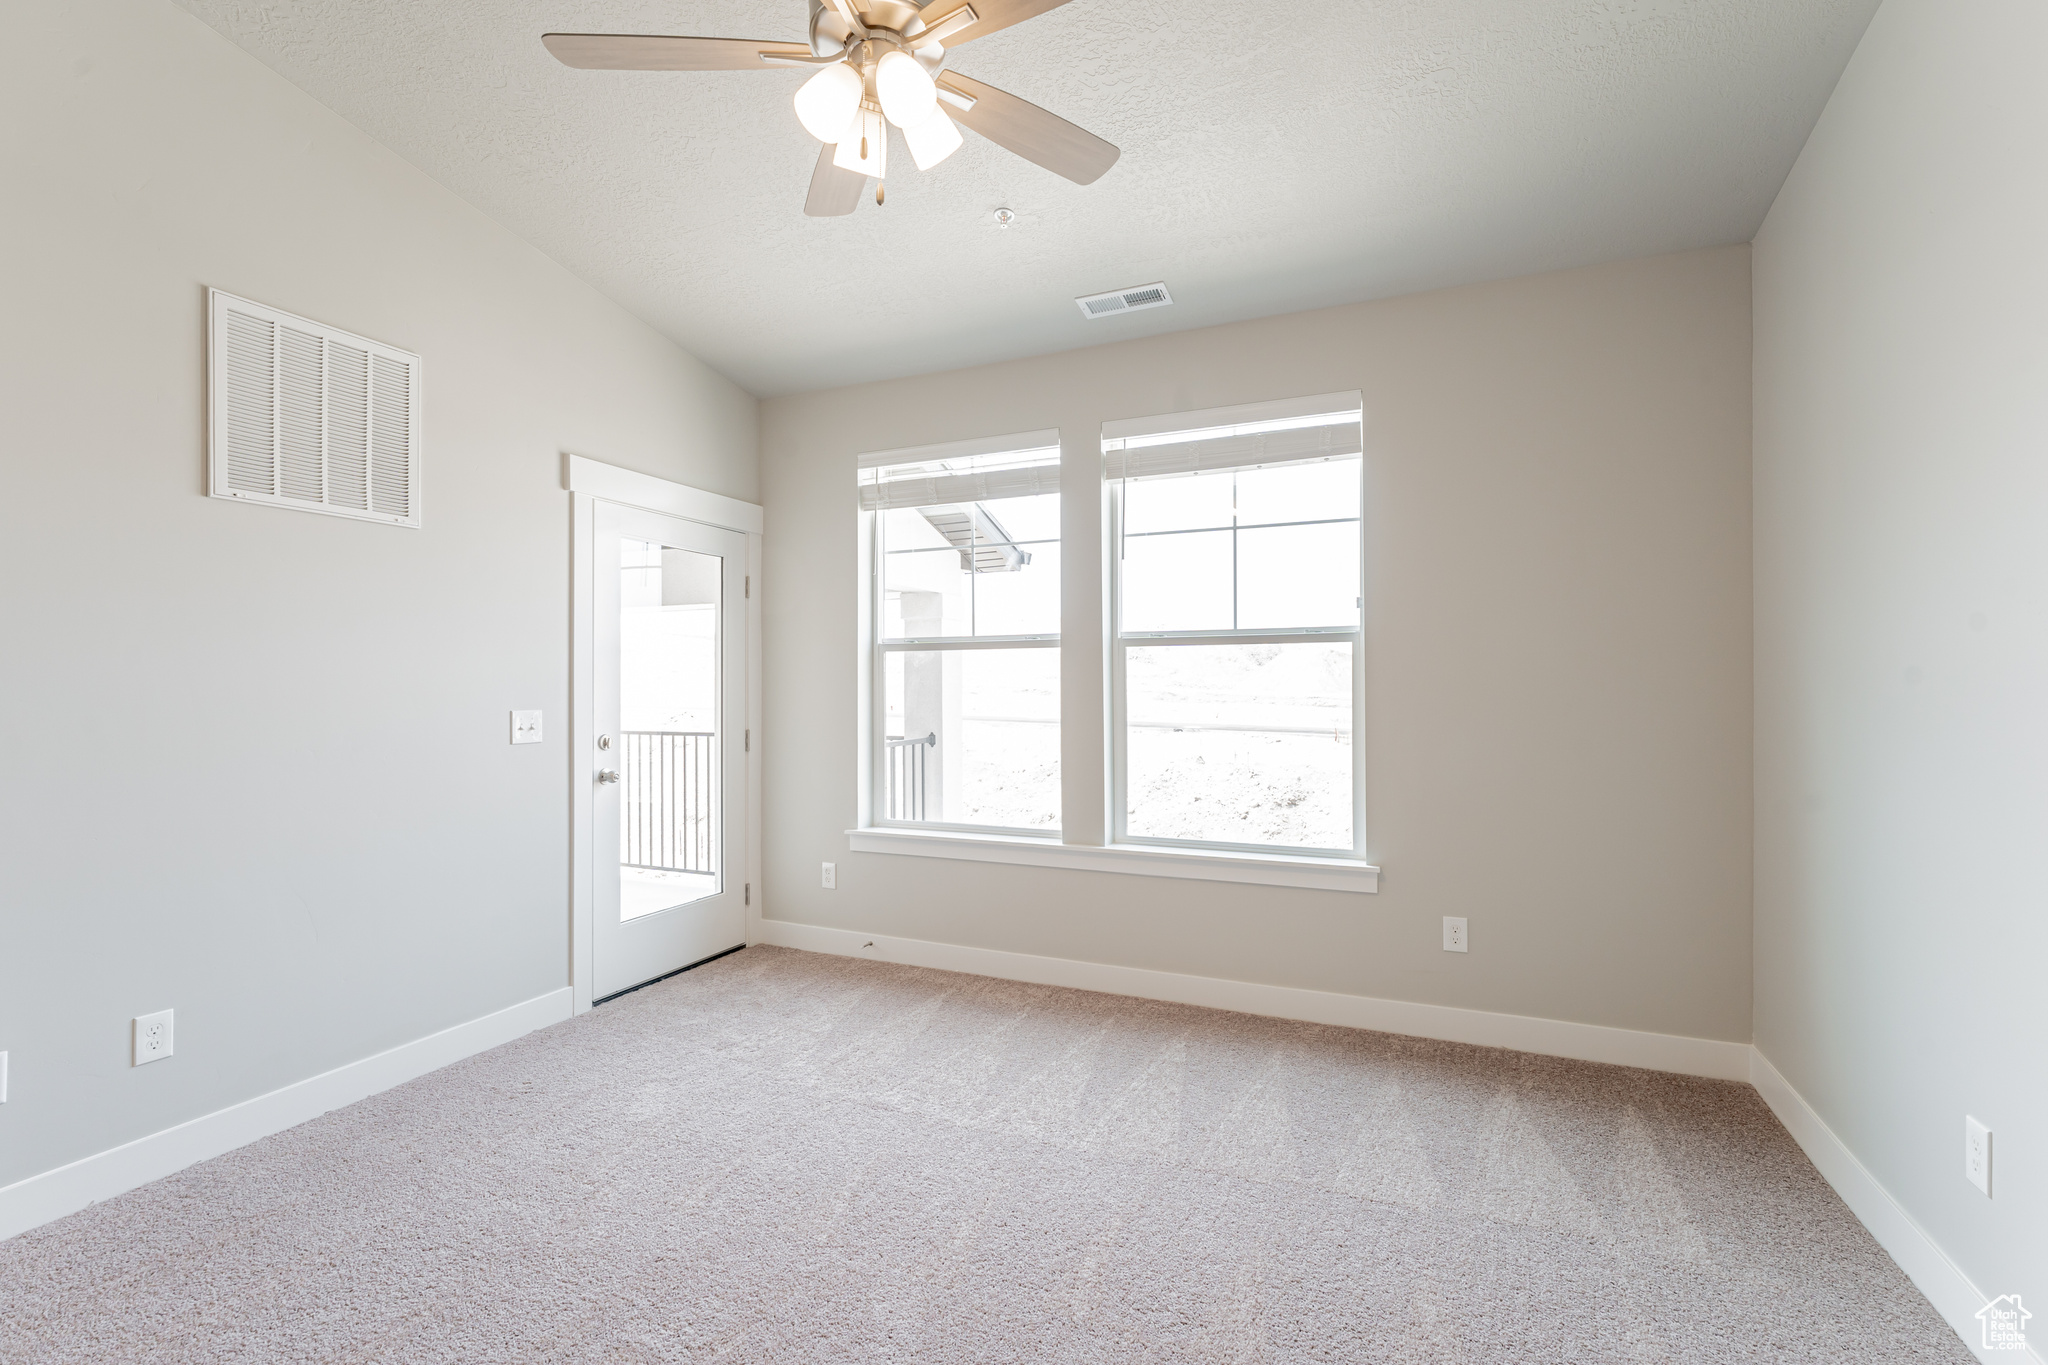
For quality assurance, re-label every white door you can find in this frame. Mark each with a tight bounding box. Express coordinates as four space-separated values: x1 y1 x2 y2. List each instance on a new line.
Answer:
591 500 747 1000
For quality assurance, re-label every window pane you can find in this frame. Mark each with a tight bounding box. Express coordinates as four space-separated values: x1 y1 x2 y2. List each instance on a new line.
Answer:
982 491 1060 542
882 504 952 551
882 499 971 639
883 647 1059 831
1234 458 1360 528
1123 470 1233 535
973 540 1061 636
883 497 1059 639
1120 462 1361 634
619 542 718 733
1124 642 1352 849
1122 529 1232 632
971 495 1059 636
618 540 721 919
1236 522 1360 630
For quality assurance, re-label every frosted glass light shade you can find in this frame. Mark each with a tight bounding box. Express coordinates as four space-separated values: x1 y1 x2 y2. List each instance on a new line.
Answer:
874 50 937 128
793 62 863 143
832 106 887 178
903 106 963 170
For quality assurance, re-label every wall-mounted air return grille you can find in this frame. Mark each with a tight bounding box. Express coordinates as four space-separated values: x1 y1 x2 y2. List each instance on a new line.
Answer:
208 289 421 527
1075 282 1173 320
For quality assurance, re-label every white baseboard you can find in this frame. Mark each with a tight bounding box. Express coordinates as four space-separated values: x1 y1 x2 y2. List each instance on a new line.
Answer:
751 919 1752 1080
0 987 572 1245
1749 1049 2040 1365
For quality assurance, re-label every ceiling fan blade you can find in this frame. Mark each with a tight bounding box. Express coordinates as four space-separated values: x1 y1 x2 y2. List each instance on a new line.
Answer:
805 142 868 217
936 73 1119 184
541 33 812 71
917 0 1075 48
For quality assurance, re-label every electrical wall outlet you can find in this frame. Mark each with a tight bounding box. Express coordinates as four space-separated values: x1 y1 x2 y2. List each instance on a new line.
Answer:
510 710 543 744
821 862 836 889
134 1010 174 1066
1442 917 1469 953
1966 1115 1992 1196
1 1050 8 1103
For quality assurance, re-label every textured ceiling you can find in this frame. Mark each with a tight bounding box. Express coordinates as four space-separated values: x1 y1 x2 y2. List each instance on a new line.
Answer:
173 0 1878 396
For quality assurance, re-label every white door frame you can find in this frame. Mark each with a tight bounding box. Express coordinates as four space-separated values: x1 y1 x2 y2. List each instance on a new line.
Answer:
567 454 763 1015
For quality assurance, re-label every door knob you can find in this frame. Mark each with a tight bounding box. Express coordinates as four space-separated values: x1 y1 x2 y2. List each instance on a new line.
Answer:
597 768 620 784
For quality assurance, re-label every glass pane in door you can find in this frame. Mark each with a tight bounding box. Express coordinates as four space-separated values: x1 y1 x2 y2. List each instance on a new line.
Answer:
618 539 720 920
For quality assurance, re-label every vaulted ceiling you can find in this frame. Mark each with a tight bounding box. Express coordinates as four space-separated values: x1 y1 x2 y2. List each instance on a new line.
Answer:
175 0 1879 395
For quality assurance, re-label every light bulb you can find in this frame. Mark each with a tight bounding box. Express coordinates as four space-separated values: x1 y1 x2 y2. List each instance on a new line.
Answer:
793 62 862 143
832 106 886 178
902 106 963 170
874 50 937 128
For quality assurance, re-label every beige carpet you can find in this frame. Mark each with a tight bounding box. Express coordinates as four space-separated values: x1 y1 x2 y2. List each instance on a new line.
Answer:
1 946 1967 1363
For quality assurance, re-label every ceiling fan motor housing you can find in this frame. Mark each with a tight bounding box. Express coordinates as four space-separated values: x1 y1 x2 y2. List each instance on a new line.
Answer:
810 0 945 69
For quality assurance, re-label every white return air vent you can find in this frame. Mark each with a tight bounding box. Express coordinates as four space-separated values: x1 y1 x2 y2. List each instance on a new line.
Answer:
208 290 421 527
1074 281 1173 320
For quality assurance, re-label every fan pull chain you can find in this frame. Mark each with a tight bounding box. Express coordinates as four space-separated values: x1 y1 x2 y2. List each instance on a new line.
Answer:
876 183 885 206
861 135 869 159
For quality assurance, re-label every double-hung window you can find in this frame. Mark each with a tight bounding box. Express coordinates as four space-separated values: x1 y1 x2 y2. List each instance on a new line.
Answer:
863 433 1062 835
1107 397 1365 856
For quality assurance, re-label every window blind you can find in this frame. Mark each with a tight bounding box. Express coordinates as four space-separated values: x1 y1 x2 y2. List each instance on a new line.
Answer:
857 443 1061 512
1102 411 1361 482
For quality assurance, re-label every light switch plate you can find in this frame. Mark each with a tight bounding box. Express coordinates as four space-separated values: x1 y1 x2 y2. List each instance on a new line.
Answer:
134 1010 174 1066
1443 917 1469 952
1966 1115 1992 1196
510 710 543 744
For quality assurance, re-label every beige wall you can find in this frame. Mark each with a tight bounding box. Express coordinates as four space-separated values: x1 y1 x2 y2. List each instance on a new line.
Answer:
1754 0 2046 1318
761 246 1753 1043
0 0 754 1188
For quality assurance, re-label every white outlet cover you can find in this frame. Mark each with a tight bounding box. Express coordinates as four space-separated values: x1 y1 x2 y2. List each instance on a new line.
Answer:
510 710 543 744
0 1050 8 1103
134 1009 174 1066
1443 917 1469 952
822 861 836 889
1966 1115 1992 1196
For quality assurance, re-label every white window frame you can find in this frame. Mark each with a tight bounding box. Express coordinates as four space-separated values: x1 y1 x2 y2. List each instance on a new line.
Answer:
863 430 1063 840
847 401 1379 893
1105 392 1369 862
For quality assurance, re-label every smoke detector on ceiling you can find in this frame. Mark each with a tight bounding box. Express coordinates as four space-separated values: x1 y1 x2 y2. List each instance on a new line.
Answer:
1075 282 1173 320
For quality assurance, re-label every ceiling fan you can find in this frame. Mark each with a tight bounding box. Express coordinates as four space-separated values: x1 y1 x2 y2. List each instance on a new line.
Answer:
543 0 1119 216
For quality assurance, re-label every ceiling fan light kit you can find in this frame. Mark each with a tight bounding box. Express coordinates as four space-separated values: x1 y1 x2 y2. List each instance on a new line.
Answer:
874 49 938 127
904 105 965 170
793 62 864 141
541 0 1121 217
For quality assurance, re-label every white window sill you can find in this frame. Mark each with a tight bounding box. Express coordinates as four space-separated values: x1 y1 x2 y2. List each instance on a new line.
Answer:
844 827 1379 893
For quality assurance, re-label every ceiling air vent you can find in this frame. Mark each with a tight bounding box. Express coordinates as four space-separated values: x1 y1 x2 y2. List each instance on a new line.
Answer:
207 289 422 528
1075 282 1173 320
